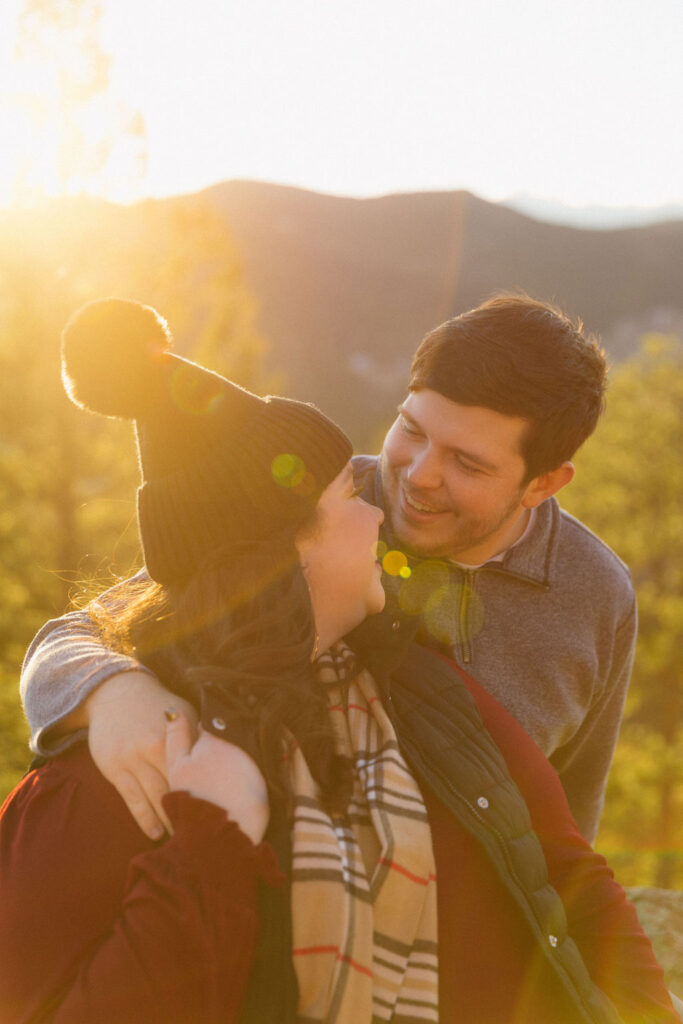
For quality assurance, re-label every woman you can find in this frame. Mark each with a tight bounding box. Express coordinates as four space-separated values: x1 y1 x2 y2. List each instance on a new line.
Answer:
0 300 678 1024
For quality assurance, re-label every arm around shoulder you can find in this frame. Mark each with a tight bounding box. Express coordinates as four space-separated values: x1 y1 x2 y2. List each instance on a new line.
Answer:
21 571 156 755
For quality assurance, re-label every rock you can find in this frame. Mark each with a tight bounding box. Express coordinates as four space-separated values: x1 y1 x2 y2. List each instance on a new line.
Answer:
626 887 683 999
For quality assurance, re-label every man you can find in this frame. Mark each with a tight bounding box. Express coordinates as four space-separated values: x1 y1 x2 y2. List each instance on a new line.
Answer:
21 293 636 843
349 293 636 844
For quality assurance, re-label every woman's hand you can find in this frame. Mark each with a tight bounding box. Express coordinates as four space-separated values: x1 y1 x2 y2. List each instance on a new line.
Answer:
166 712 270 846
85 671 199 840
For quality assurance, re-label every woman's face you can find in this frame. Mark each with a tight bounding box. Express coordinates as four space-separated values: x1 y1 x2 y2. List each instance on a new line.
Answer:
297 462 385 651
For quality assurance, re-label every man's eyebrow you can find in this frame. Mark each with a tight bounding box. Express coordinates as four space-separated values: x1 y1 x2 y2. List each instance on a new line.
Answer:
397 403 419 426
397 404 498 472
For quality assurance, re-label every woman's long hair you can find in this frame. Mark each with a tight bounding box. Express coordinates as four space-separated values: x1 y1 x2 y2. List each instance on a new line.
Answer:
92 525 352 812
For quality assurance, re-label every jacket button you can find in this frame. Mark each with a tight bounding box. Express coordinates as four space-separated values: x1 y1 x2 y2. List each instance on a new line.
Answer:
391 620 400 631
212 716 226 730
477 796 489 809
549 935 558 948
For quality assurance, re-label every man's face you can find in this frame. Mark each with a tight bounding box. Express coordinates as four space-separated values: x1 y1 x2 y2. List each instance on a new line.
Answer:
380 389 537 563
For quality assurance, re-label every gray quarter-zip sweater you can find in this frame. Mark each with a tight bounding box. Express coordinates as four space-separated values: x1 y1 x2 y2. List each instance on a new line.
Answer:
349 455 637 843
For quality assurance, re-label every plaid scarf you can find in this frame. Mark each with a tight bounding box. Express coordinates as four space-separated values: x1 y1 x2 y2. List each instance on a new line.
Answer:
289 644 439 1023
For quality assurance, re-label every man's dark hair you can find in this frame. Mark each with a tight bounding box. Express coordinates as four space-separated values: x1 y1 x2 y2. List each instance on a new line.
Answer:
409 293 607 480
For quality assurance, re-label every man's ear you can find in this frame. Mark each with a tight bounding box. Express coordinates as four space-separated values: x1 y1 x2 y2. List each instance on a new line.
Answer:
522 461 575 509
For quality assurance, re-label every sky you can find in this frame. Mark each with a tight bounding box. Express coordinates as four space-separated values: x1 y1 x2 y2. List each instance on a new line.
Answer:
1 0 682 211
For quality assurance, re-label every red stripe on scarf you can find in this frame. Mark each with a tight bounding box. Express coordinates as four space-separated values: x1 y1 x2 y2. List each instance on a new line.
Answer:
328 702 376 714
378 857 437 886
292 945 374 978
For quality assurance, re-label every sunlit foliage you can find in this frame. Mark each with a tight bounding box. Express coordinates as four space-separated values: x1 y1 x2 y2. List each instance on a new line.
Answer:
562 335 683 887
0 192 269 799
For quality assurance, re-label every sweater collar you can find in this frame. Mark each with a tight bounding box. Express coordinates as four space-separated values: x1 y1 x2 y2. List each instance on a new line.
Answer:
496 494 561 587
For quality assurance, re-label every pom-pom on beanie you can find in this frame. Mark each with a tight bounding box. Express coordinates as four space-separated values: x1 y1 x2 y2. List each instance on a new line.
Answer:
62 298 352 584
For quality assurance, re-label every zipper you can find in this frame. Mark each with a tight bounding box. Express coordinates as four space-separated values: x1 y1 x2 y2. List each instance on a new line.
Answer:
452 563 550 664
458 570 474 663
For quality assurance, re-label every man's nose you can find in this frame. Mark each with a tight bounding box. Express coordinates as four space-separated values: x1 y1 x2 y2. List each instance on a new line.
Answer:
406 449 441 489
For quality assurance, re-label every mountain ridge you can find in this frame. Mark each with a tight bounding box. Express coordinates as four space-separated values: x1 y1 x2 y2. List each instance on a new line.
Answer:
6 180 681 447
184 180 683 444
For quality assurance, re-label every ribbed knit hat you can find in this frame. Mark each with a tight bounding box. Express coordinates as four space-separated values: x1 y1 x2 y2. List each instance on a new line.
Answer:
62 298 352 584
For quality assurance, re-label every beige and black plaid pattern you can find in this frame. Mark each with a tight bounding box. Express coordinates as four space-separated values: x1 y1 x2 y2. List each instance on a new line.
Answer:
289 646 439 1023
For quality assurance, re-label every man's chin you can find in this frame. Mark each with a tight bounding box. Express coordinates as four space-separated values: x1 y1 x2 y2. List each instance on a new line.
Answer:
391 520 451 560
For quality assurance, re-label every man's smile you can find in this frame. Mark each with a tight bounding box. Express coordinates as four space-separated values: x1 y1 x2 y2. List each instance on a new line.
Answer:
401 485 449 517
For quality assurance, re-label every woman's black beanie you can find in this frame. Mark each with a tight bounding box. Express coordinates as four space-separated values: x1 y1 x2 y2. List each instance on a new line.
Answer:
61 298 352 585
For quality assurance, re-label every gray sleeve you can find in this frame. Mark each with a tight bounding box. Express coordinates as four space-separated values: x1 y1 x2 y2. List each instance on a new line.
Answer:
550 596 638 844
20 575 157 757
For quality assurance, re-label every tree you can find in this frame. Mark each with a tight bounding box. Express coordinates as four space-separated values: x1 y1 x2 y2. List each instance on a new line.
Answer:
12 0 147 201
562 335 683 887
126 196 272 393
